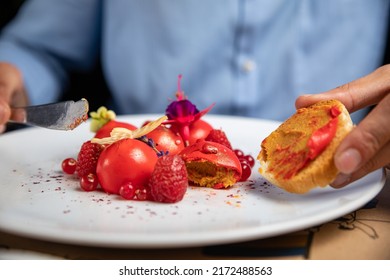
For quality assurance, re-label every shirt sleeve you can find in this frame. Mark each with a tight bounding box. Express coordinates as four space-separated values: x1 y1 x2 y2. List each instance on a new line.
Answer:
0 0 102 105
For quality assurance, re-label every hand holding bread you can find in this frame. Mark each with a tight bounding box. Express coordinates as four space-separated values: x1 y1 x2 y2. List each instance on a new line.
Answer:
294 65 390 190
259 64 390 193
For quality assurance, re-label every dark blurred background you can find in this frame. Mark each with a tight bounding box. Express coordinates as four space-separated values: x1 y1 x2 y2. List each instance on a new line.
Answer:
0 1 24 28
0 0 111 113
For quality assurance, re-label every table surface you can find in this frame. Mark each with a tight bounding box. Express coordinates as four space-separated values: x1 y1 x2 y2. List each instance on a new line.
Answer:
1 170 389 260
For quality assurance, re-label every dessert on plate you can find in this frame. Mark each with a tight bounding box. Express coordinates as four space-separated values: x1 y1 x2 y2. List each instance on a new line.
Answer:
61 75 254 203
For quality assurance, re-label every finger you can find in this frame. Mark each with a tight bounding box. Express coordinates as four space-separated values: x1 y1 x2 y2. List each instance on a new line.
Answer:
0 124 6 134
0 95 11 126
295 64 390 113
333 93 390 175
0 63 22 96
0 63 26 127
331 140 390 188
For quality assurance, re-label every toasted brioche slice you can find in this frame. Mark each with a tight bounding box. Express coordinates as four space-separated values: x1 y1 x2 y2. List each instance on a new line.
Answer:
257 99 353 194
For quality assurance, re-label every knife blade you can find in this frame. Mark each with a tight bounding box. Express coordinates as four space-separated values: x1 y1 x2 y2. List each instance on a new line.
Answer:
9 99 89 130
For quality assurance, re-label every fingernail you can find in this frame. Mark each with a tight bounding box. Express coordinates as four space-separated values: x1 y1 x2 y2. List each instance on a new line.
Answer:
331 173 351 188
335 148 361 174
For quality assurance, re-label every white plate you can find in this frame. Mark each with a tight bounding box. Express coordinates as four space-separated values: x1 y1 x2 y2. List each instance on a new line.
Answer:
0 115 385 248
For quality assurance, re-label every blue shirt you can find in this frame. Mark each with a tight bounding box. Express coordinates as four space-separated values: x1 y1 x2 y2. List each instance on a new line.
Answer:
0 0 388 122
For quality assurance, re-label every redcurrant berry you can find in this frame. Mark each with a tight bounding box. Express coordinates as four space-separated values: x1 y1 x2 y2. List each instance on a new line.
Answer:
80 173 99 191
239 162 251 182
234 149 245 159
244 154 255 168
135 188 151 201
239 158 249 166
62 158 77 174
119 182 136 200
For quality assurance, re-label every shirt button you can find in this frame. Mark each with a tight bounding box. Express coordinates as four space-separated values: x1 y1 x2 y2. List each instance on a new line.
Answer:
241 60 257 73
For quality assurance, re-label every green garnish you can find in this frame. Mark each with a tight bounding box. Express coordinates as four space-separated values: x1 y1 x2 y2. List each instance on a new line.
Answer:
89 106 116 132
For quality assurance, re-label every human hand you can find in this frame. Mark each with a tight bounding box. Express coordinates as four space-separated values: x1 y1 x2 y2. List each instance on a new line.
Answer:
0 62 28 133
295 64 390 188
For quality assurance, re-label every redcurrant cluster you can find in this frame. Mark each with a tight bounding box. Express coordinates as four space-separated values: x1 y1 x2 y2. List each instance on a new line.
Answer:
62 157 99 192
234 149 255 182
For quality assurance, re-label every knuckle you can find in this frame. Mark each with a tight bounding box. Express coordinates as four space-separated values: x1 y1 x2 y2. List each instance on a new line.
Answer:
335 82 355 110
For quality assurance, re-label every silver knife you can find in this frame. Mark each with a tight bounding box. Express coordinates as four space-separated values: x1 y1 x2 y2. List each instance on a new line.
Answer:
9 99 89 130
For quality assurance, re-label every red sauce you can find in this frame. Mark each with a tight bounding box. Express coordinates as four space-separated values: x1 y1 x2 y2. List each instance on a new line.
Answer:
271 148 308 180
307 117 338 160
329 106 341 118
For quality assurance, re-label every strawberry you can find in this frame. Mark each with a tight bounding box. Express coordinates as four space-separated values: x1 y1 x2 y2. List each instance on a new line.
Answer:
76 140 104 177
149 155 188 203
205 129 232 150
94 120 137 139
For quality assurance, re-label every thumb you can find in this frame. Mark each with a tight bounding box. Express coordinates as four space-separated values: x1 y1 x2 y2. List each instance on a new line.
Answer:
333 93 390 177
0 85 13 126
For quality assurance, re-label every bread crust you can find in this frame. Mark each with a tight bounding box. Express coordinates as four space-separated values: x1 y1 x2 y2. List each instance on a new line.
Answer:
257 99 353 194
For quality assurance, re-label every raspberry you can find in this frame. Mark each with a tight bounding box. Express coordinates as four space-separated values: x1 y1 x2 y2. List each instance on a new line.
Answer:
149 155 188 203
76 140 104 177
205 129 232 149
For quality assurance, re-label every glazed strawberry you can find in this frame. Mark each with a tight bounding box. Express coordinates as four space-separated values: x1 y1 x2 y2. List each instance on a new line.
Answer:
76 140 104 177
145 124 185 155
205 129 232 149
89 106 137 139
96 138 158 194
149 155 188 203
179 140 242 188
95 120 137 139
170 119 213 146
